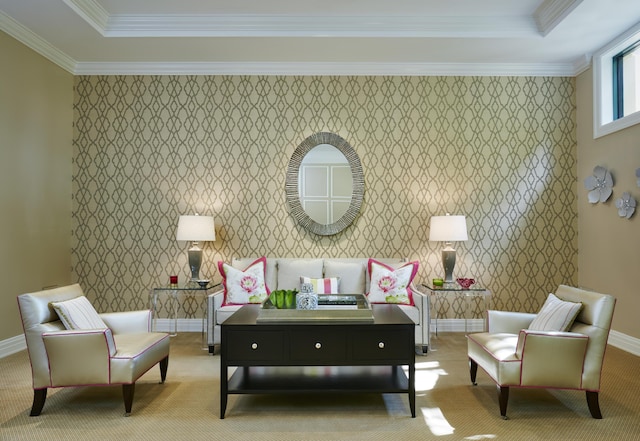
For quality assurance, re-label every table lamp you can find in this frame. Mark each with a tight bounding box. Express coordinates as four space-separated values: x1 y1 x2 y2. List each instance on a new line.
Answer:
429 214 468 283
176 214 215 281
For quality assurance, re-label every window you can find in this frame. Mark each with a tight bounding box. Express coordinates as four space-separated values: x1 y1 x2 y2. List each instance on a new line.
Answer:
613 41 640 120
593 22 640 138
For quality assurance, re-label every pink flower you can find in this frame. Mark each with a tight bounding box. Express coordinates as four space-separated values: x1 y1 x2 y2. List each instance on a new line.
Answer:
240 275 258 293
378 275 397 293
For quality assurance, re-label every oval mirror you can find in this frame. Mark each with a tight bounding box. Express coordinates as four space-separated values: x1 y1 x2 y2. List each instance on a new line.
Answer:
285 132 364 235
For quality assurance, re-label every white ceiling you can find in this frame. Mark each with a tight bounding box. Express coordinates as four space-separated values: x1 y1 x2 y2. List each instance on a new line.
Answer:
1 0 639 76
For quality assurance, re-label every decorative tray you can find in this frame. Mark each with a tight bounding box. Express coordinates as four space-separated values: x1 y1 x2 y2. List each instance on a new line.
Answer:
256 293 373 323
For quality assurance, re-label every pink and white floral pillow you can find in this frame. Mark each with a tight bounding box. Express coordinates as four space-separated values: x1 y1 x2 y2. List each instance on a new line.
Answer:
367 259 419 306
219 256 270 306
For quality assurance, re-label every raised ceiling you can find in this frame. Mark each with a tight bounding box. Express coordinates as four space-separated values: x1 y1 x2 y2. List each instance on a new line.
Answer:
1 0 639 75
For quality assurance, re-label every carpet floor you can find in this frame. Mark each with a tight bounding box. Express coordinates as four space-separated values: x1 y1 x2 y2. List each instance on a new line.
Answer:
1 332 639 441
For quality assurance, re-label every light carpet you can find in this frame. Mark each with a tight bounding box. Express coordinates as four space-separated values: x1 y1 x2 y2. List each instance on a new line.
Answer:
1 333 639 441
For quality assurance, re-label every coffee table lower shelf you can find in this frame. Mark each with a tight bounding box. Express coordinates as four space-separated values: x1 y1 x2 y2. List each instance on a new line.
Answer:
227 365 409 394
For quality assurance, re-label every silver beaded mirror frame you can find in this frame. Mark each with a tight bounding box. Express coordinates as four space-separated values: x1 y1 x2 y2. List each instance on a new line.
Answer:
285 132 364 236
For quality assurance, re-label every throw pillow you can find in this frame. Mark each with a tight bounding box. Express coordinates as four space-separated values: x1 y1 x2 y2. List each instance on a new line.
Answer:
528 293 582 332
366 259 419 306
300 276 340 294
50 296 108 330
219 256 270 306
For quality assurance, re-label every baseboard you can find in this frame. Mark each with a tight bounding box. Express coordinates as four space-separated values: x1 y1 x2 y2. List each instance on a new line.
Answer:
3 320 639 358
0 334 26 358
608 330 640 357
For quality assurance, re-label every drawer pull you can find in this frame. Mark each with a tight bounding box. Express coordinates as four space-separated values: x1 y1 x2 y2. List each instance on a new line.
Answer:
378 342 385 349
251 343 258 350
315 342 322 349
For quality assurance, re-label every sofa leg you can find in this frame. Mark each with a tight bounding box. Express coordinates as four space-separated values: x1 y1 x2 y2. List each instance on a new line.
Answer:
469 358 478 385
159 356 169 384
498 386 509 420
122 383 135 416
421 345 428 354
586 391 603 419
30 388 47 416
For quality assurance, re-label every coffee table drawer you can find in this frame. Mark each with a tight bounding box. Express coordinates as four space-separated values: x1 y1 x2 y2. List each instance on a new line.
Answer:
225 330 285 362
352 330 411 361
289 331 347 362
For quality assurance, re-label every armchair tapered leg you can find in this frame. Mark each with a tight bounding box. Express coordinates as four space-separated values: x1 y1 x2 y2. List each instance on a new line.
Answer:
498 386 509 420
30 388 47 416
122 383 135 416
469 358 478 385
159 356 169 384
586 391 603 419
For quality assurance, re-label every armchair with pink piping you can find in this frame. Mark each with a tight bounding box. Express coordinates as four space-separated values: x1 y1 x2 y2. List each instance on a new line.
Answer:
17 284 170 416
466 285 615 419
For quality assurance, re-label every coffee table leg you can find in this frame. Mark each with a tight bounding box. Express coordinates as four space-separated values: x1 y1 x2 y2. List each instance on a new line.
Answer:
409 361 416 418
220 362 227 418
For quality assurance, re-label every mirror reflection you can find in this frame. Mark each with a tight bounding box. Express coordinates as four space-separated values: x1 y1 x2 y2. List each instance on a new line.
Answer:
298 144 353 225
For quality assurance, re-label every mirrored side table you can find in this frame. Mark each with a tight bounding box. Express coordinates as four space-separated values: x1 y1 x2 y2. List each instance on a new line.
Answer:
150 282 219 348
421 283 491 335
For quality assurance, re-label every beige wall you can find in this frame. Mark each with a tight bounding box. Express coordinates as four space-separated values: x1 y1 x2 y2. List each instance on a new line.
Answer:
0 32 73 340
73 75 577 321
576 68 640 339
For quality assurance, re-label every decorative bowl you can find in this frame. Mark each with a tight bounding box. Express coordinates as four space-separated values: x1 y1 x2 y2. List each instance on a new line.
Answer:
456 278 475 289
196 279 210 288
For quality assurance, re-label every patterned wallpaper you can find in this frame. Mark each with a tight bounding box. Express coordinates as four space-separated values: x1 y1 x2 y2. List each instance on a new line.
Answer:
72 75 577 320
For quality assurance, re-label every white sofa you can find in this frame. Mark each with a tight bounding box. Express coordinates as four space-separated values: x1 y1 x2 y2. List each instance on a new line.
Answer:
207 257 430 354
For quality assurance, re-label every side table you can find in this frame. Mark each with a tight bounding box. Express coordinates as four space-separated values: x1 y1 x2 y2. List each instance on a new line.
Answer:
422 283 491 335
150 282 219 348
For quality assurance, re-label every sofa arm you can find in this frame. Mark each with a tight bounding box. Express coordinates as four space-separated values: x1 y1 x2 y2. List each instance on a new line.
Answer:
487 310 536 334
516 329 589 388
42 329 115 386
100 310 152 334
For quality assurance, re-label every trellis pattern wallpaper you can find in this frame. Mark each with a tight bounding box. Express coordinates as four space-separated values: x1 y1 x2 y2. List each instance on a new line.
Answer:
72 75 577 320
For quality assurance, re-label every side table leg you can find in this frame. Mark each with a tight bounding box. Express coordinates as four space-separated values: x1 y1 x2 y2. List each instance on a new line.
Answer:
170 289 178 337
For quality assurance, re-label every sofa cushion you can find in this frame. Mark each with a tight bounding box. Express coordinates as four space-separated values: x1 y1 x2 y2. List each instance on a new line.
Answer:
219 257 269 306
528 293 582 332
324 260 366 294
232 257 277 293
50 296 108 330
300 276 340 294
277 259 323 290
367 259 418 306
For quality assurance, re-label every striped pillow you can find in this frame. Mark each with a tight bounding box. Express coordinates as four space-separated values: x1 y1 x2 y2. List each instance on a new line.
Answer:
50 296 108 330
528 293 582 332
300 276 340 294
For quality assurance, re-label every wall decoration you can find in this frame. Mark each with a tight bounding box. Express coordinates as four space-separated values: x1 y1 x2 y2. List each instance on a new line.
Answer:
615 192 636 219
584 166 613 204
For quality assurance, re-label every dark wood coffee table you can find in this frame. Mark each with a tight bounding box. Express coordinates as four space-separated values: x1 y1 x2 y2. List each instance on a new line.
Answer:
219 303 416 418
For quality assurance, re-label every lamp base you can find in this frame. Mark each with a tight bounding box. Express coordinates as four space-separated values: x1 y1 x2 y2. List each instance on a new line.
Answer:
188 244 202 281
442 244 456 283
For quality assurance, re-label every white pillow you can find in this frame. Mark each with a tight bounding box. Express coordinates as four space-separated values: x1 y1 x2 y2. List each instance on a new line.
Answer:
367 259 419 306
219 257 269 305
528 293 582 332
300 276 340 294
50 296 108 330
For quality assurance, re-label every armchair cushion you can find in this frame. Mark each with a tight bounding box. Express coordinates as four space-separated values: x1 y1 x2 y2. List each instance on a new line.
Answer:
300 276 340 294
528 293 582 332
50 296 108 330
219 256 269 306
367 259 418 306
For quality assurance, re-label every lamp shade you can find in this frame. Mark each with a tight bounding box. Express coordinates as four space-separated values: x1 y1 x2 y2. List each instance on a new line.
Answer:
429 215 468 242
176 215 215 242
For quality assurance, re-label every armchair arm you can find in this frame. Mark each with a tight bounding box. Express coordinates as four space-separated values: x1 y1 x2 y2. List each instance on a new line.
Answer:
100 310 152 334
42 329 115 386
516 329 589 388
487 310 536 334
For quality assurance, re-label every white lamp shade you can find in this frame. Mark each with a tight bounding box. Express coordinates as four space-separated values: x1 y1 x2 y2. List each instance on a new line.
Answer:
429 215 468 242
176 215 215 242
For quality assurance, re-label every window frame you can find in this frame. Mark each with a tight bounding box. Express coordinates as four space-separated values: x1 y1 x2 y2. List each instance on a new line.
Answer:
593 22 640 139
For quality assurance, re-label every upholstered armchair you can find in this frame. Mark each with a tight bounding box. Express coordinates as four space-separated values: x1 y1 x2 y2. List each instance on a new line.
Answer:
467 285 615 419
17 284 170 416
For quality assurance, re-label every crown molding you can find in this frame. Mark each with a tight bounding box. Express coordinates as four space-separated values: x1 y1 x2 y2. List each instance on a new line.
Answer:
535 0 584 36
73 61 578 77
61 0 109 34
0 10 76 73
